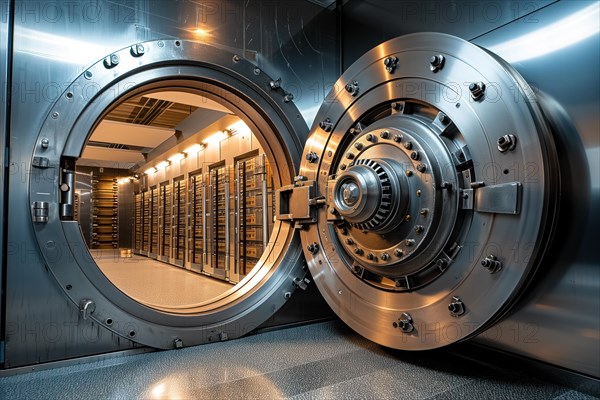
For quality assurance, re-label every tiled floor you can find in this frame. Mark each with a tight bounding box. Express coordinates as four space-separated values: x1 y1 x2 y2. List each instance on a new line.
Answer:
94 251 233 306
0 320 597 400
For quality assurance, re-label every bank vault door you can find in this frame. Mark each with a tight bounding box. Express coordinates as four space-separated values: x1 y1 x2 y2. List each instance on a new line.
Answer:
278 33 559 350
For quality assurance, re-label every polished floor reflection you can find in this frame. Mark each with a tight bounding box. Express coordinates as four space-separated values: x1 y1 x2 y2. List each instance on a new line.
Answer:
0 321 595 400
94 251 233 306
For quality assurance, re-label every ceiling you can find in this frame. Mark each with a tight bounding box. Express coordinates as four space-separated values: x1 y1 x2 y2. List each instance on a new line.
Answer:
77 91 233 169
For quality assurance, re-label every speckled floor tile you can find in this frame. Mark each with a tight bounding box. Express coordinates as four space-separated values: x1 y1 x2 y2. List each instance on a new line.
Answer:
0 321 596 400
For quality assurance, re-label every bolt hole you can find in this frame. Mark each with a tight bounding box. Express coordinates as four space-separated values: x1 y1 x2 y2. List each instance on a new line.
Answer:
392 322 398 328
66 92 73 99
65 284 72 290
455 103 461 108
128 330 136 337
175 40 181 47
105 318 113 325
503 169 509 175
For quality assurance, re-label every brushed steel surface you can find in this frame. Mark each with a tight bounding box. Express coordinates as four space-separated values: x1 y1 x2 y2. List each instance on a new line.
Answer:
472 0 600 378
0 0 12 350
339 0 558 70
294 32 560 350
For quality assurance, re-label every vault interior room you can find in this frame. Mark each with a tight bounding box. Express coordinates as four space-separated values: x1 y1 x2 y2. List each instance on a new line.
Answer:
0 0 598 398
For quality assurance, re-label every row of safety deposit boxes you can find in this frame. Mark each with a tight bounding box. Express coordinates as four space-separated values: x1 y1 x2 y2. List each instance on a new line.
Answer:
134 153 274 284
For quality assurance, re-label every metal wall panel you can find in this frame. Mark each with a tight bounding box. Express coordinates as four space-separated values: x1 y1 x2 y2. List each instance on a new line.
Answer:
0 0 12 360
472 1 600 378
339 0 557 70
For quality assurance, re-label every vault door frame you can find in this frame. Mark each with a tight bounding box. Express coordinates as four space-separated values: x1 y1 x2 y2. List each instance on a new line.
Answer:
28 39 309 350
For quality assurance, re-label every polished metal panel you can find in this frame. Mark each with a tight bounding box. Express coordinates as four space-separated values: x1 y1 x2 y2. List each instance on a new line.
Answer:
290 32 559 350
5 0 336 367
471 1 600 378
340 0 558 70
0 0 13 348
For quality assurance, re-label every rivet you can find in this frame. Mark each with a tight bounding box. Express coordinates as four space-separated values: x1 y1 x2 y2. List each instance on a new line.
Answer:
429 54 445 72
416 163 427 173
319 118 333 132
396 312 414 333
404 215 411 222
354 248 363 255
404 239 414 246
414 225 424 234
420 208 428 217
383 56 399 73
51 112 59 119
481 254 502 273
306 152 318 163
130 44 145 57
469 81 486 101
366 134 375 142
404 141 413 150
346 152 355 160
405 170 413 177
410 151 419 160
340 164 347 171
269 78 282 89
354 142 364 150
393 134 402 142
345 80 359 96
416 190 422 197
40 138 50 149
497 134 517 152
448 296 465 317
307 242 319 254
380 130 390 139
381 252 390 261
394 248 404 257
345 238 354 245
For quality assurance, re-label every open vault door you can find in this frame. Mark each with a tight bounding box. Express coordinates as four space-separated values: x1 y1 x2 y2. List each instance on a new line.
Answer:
29 40 310 349
279 33 559 350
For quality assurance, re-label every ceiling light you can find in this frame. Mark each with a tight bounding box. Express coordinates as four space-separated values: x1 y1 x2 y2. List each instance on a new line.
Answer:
145 167 157 175
204 130 228 145
184 143 204 154
194 28 209 36
155 160 170 170
227 120 251 137
169 153 185 163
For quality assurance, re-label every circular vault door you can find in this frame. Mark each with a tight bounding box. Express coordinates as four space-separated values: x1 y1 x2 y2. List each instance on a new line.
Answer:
29 40 308 349
282 33 559 350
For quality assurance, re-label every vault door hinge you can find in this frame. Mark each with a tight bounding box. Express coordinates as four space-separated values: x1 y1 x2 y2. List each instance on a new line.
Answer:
275 180 325 228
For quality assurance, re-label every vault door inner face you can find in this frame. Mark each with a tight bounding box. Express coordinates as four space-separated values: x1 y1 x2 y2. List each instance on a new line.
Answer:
282 33 559 350
29 40 308 349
